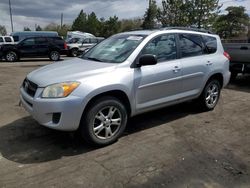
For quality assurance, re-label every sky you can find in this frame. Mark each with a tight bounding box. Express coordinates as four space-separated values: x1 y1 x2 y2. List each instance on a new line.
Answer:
0 0 250 34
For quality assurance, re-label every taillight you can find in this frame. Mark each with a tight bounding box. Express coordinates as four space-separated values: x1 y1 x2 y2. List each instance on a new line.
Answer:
64 42 67 49
223 52 231 61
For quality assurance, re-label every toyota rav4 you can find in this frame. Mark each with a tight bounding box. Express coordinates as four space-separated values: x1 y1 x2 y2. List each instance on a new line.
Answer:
20 28 231 146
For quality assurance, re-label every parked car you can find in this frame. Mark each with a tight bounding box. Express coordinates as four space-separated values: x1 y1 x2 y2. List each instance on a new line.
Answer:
0 36 68 62
223 42 250 80
20 28 231 146
10 31 59 42
67 37 104 57
0 36 15 45
66 31 95 41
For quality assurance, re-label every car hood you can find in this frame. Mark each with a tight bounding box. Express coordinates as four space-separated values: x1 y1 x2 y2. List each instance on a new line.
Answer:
27 58 117 87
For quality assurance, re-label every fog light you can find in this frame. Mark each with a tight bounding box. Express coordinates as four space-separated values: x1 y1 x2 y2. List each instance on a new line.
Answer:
52 113 61 124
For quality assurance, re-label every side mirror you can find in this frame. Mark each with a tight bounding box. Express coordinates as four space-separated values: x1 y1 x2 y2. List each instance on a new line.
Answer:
137 54 157 67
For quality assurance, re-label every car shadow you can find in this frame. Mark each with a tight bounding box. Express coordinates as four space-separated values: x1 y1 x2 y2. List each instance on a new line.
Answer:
0 102 201 164
226 74 250 93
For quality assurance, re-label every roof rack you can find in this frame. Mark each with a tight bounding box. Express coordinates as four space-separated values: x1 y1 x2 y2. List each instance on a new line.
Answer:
161 27 213 34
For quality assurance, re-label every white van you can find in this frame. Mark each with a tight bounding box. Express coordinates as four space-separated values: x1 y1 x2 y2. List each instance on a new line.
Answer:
0 36 15 45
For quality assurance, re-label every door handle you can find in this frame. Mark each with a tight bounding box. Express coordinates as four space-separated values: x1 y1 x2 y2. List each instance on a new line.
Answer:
173 66 181 73
206 61 213 66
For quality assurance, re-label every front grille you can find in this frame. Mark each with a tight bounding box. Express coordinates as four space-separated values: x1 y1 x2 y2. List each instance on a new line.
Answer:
22 78 38 97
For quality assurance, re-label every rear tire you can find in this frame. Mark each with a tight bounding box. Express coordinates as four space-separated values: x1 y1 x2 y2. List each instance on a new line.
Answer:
49 51 60 61
198 79 221 111
5 51 18 62
79 96 128 146
70 48 78 57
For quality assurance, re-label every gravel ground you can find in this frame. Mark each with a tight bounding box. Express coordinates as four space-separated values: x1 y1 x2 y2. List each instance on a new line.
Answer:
0 59 249 188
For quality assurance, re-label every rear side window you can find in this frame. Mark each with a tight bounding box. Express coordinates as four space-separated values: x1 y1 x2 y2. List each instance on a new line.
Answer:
35 37 48 44
22 38 35 45
203 36 217 54
90 38 97 43
49 37 64 45
0 37 3 42
179 34 203 58
4 37 12 42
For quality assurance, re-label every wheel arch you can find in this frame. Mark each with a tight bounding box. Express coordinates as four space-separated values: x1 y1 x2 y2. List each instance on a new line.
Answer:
80 90 132 127
206 73 224 88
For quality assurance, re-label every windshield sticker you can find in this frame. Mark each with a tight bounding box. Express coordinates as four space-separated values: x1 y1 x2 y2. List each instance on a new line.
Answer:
127 36 143 41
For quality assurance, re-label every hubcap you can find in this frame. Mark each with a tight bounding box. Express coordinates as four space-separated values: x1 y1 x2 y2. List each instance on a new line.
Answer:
205 83 219 108
51 52 59 61
93 106 122 140
6 52 16 61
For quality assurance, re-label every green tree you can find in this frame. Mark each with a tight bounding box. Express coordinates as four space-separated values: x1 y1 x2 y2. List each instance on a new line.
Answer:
142 0 159 29
72 10 87 32
24 27 31 31
86 12 101 36
101 16 121 37
189 0 221 28
158 0 190 27
43 23 71 38
158 0 221 28
213 6 249 38
36 25 42 31
120 18 143 32
0 25 7 35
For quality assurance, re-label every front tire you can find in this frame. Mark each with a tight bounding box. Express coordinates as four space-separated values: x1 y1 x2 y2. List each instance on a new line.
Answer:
199 79 221 111
49 51 60 61
80 97 128 146
5 51 18 62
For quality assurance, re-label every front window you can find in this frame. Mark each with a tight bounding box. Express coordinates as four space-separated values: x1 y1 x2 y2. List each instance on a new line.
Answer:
81 34 146 63
140 34 177 62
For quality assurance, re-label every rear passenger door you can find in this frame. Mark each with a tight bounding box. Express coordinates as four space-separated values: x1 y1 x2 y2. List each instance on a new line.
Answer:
178 33 209 97
135 34 182 111
35 37 49 56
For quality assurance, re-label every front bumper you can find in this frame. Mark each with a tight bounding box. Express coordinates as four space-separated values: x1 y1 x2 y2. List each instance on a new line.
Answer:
20 87 84 131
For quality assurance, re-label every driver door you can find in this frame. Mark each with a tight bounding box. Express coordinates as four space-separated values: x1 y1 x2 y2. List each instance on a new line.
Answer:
18 38 37 57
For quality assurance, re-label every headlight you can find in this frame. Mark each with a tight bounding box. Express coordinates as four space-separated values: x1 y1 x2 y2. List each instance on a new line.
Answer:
42 82 80 98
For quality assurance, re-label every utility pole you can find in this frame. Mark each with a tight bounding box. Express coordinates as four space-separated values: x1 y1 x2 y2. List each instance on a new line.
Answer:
61 13 63 29
9 0 14 32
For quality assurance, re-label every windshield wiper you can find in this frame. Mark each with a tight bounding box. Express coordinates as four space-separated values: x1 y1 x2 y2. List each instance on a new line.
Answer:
85 57 103 62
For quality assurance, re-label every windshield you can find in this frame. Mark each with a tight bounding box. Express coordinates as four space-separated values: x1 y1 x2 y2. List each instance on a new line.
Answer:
81 34 146 63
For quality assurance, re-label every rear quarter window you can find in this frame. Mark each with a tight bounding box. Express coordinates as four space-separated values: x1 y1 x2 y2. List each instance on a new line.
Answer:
202 35 217 54
0 37 3 42
49 37 64 45
4 37 12 42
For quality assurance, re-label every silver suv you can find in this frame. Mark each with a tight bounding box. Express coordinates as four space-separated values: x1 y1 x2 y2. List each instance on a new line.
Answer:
20 28 231 146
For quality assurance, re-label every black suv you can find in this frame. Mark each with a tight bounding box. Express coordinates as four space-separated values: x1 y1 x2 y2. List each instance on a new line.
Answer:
0 36 68 62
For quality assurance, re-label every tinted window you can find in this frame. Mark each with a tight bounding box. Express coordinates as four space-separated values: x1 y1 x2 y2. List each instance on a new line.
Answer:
141 34 177 62
83 39 90 44
179 34 203 58
90 38 97 43
35 38 48 44
48 37 63 45
5 37 12 42
0 37 3 42
203 35 217 54
22 38 35 45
